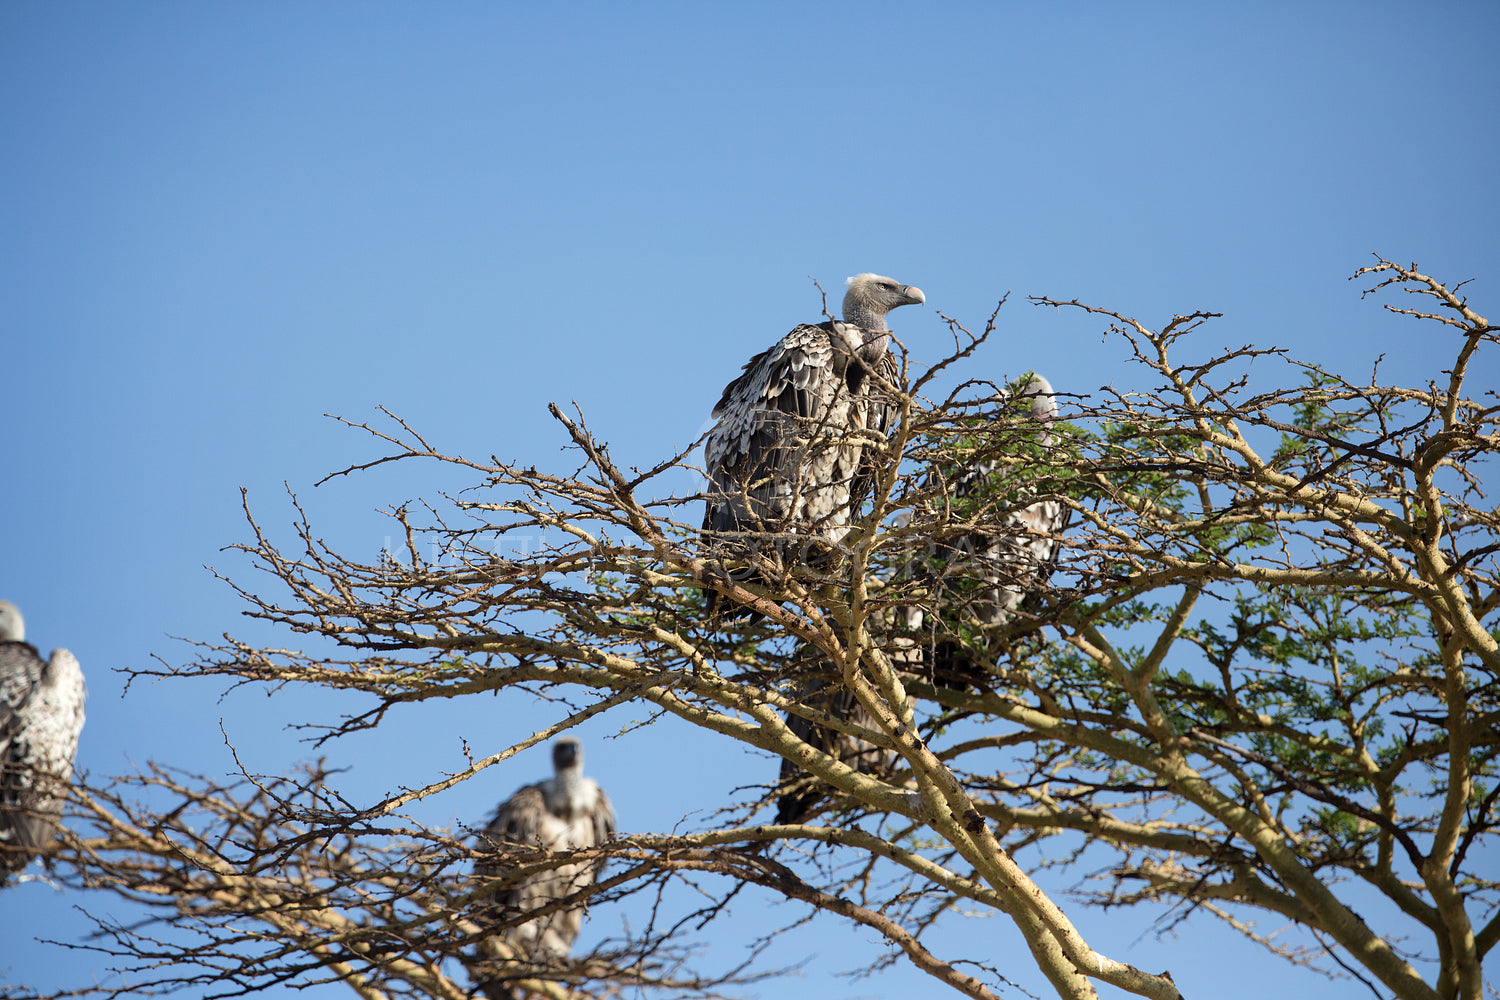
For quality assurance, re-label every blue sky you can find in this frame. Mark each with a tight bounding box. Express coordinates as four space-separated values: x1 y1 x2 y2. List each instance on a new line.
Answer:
2 3 1497 998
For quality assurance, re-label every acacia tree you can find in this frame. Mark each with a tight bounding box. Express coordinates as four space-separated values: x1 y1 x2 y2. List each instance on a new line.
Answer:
15 258 1497 1000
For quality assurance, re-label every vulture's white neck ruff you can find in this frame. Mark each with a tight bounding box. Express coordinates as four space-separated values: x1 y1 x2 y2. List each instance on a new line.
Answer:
547 765 601 819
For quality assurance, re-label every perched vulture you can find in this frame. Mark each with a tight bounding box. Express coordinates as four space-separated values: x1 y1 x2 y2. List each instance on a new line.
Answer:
775 376 1066 823
919 374 1068 635
472 738 615 997
702 273 925 613
0 600 86 885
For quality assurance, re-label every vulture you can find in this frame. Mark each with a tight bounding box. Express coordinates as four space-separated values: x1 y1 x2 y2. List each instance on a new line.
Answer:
0 600 86 885
702 273 925 613
918 374 1068 635
472 737 615 998
775 376 1067 823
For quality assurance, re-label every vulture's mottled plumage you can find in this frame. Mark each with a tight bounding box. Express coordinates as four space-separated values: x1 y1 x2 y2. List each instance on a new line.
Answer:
0 600 86 885
775 376 1067 823
920 374 1068 633
472 738 615 997
702 273 924 612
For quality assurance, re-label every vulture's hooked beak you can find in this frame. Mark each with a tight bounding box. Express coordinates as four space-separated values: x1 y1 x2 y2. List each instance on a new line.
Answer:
902 285 926 307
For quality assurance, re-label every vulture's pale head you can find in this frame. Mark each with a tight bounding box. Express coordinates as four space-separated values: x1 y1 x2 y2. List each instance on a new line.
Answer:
552 737 584 774
0 600 23 643
1019 374 1058 422
842 273 925 331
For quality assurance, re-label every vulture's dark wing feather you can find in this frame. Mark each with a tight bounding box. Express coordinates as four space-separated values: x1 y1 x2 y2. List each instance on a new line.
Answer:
704 323 845 533
478 784 548 855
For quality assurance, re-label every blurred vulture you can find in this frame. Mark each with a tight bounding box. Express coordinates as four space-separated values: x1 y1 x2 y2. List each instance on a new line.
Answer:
702 273 925 613
472 738 615 998
0 600 86 885
775 376 1067 823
